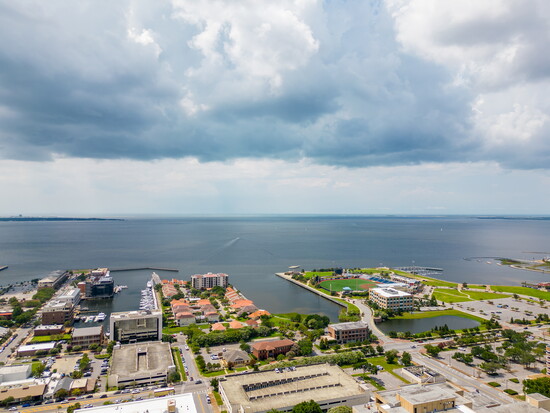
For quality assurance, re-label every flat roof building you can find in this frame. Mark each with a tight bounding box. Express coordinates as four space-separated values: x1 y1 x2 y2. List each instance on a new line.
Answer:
74 392 197 413
327 322 371 344
17 342 56 357
109 310 162 343
219 363 370 413
37 270 69 290
34 324 64 336
72 325 104 347
41 300 75 325
191 273 228 290
370 288 413 311
0 365 31 384
109 342 175 388
57 288 81 305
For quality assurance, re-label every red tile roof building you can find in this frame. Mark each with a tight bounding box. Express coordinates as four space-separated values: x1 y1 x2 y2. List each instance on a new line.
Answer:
252 339 295 360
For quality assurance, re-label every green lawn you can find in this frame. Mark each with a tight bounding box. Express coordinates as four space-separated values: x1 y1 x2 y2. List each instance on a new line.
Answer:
366 356 410 383
304 271 333 279
31 334 71 343
391 309 485 323
319 278 375 292
433 289 472 303
171 348 186 381
467 285 487 290
433 288 508 303
491 286 550 301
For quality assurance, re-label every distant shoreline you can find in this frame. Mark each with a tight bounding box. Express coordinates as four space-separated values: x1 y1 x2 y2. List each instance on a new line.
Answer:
0 217 124 222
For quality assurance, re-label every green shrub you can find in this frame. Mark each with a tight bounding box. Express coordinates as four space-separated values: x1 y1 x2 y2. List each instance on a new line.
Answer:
510 378 519 383
487 382 501 387
504 389 518 395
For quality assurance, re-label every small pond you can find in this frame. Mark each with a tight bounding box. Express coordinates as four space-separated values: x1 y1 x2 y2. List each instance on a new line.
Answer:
378 315 480 334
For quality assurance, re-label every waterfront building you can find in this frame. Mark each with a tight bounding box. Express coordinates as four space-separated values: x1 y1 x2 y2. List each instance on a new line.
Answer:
251 338 294 360
57 287 81 305
191 272 228 290
72 325 104 347
369 288 413 311
219 364 370 413
162 284 178 298
41 300 75 325
389 274 423 294
109 342 175 388
327 322 371 344
38 270 69 289
77 268 114 299
109 310 162 343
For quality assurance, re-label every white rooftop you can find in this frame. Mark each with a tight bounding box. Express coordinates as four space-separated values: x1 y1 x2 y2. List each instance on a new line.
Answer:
371 287 411 298
75 392 197 413
18 342 56 352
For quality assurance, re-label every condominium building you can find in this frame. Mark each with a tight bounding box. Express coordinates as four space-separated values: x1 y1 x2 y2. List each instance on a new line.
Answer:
370 288 413 311
109 310 162 343
327 322 371 344
41 301 75 325
191 273 228 290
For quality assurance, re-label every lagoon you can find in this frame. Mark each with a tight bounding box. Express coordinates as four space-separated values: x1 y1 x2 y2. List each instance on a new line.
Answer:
378 315 480 334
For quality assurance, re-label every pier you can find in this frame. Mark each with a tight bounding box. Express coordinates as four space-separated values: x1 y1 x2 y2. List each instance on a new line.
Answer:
395 266 443 277
110 266 179 273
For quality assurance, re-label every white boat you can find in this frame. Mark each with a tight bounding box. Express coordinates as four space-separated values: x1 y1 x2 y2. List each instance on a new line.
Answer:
94 312 106 322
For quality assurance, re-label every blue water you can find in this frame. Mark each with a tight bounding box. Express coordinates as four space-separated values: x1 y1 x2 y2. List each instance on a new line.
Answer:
1 216 549 319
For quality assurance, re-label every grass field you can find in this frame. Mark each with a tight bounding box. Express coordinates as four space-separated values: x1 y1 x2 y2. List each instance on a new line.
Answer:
171 348 186 381
391 309 485 323
433 288 508 303
304 271 333 279
319 278 377 292
491 286 550 301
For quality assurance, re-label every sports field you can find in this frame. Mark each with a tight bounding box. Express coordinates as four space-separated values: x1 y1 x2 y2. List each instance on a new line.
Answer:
319 278 378 292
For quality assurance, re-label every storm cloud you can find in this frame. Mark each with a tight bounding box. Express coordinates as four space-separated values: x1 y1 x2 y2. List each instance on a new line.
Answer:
1 0 549 169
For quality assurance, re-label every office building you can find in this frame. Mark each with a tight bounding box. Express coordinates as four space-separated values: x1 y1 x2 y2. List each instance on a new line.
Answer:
0 365 31 384
251 339 294 360
191 273 228 290
369 288 413 311
219 364 369 413
38 270 69 289
17 342 56 357
57 288 81 306
109 310 162 343
73 392 197 413
72 326 104 347
327 322 371 344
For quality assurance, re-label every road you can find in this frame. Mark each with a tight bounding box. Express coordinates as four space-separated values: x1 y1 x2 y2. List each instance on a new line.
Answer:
0 327 32 363
411 353 514 405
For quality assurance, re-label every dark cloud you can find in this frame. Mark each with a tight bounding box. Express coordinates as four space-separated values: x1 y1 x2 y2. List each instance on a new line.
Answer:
0 1 547 170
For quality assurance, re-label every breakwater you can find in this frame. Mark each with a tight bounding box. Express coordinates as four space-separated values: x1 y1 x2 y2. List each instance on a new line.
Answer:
275 272 346 308
110 267 179 272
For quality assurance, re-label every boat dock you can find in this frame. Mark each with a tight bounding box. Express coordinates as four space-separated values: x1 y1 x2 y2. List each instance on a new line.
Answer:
110 267 179 272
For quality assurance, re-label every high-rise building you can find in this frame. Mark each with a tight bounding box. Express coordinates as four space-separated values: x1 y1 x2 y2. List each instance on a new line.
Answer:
191 273 228 290
109 310 162 343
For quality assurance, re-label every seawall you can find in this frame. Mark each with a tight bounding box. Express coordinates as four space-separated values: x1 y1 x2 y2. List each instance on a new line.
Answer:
275 272 347 309
111 267 179 272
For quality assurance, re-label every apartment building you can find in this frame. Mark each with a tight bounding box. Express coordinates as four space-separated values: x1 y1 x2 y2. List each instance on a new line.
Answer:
191 273 229 290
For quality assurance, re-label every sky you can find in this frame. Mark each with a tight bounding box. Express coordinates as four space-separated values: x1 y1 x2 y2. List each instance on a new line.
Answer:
1 0 550 216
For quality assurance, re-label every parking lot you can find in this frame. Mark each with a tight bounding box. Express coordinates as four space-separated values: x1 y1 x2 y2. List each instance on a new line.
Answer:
454 296 550 324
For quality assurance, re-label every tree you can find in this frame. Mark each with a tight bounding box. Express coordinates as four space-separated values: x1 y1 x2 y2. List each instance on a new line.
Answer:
376 345 384 355
524 377 550 397
1 396 14 407
479 361 501 375
79 353 90 371
240 342 251 352
385 350 398 364
67 402 81 413
210 378 219 392
424 344 442 357
353 361 378 375
32 362 45 377
292 400 323 413
168 371 181 382
401 351 412 366
55 389 69 399
298 339 313 356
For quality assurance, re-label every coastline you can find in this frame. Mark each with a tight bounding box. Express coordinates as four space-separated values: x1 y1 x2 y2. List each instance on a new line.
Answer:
274 272 347 308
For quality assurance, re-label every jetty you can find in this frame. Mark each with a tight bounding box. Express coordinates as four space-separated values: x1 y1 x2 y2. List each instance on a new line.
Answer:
0 266 7 272
110 267 179 273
